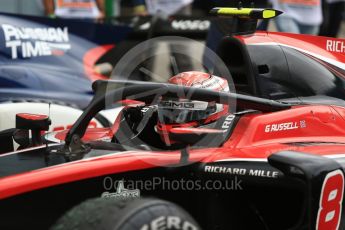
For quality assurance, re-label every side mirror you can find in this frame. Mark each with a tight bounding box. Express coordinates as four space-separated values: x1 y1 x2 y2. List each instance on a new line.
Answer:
16 113 51 146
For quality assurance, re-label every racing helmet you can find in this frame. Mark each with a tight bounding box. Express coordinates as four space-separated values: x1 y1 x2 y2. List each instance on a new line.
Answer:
156 71 230 145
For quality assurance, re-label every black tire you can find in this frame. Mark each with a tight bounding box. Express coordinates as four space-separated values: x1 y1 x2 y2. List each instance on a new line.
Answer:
51 198 201 230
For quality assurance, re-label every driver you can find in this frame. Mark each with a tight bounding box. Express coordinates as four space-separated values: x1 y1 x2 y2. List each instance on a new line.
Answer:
113 71 234 149
156 71 230 145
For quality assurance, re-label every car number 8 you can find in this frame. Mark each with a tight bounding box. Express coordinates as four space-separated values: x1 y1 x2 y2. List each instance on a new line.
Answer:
316 170 344 230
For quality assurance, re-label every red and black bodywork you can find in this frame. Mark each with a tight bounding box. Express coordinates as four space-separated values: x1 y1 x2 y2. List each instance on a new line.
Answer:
1 78 345 230
215 31 345 101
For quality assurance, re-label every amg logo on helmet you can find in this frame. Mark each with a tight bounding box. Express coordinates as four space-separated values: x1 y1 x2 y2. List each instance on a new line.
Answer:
160 101 195 109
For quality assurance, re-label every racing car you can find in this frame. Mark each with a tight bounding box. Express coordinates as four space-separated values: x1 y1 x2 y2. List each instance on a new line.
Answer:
0 13 131 133
205 8 345 102
0 12 131 108
1 7 345 230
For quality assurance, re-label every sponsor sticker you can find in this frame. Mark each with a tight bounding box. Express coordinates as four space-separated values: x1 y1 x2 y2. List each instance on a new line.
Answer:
326 39 345 54
204 166 279 178
171 20 210 31
222 114 235 129
101 180 140 200
2 24 71 59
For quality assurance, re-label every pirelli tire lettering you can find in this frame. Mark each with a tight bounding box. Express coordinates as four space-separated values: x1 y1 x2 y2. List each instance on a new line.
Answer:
140 216 199 230
53 198 201 230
